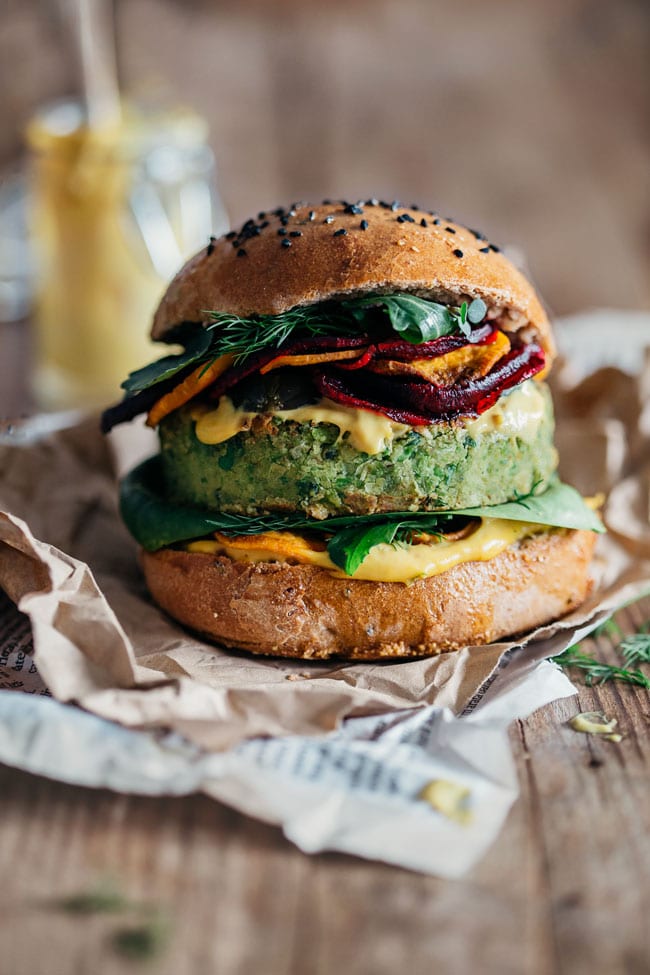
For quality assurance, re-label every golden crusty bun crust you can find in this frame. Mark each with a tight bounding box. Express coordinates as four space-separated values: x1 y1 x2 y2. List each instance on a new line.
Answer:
142 529 595 660
151 200 555 361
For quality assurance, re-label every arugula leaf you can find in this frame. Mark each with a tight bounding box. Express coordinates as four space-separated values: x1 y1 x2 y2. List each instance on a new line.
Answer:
326 517 451 575
327 521 404 575
121 329 214 395
344 294 463 344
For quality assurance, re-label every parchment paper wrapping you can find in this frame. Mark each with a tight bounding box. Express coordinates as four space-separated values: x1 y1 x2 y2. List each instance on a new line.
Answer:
1 310 649 875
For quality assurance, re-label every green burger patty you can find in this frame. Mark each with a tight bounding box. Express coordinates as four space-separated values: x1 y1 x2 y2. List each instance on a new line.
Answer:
158 381 558 519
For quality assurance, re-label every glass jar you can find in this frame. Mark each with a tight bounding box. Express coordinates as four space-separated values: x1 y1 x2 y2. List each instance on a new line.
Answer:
26 100 228 410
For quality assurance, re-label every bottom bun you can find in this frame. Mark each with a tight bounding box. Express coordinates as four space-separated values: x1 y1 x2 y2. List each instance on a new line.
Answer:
141 529 597 660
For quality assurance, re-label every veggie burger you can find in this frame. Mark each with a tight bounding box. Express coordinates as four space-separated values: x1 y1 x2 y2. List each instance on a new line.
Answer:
102 199 603 659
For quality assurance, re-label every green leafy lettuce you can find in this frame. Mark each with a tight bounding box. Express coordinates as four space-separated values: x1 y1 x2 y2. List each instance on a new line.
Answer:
117 294 488 398
121 458 603 575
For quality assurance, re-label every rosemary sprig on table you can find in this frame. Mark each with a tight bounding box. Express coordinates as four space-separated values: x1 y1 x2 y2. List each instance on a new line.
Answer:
620 627 650 666
554 619 650 688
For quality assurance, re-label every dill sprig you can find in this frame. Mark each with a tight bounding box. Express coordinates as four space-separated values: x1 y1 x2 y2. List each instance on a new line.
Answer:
554 617 650 689
205 305 352 363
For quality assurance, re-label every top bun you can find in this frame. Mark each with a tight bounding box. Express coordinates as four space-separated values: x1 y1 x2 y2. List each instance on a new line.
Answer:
152 200 554 360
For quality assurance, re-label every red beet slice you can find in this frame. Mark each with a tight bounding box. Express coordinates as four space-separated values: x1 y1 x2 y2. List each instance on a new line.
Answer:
314 342 546 424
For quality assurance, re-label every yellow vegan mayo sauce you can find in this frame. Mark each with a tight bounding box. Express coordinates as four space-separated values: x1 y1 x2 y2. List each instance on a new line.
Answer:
191 380 547 456
186 518 545 583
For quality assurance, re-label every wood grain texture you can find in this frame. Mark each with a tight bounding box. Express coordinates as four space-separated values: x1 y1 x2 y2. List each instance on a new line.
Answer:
1 596 649 975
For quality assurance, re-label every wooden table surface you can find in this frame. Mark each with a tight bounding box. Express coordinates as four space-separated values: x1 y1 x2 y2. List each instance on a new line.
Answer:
1 322 649 975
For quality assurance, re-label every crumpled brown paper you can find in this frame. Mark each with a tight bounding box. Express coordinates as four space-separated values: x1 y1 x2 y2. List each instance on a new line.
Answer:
1 341 650 751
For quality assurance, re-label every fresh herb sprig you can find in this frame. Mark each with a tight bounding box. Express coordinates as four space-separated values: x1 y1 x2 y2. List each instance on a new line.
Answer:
120 294 489 398
553 645 650 688
554 619 650 689
204 305 352 363
620 628 650 666
205 294 489 362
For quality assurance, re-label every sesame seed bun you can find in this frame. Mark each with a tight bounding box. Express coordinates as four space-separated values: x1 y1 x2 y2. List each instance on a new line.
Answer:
141 529 595 660
151 200 555 361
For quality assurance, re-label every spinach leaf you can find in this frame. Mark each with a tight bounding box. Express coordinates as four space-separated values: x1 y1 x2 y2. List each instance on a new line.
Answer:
119 456 304 551
121 328 214 395
453 481 605 533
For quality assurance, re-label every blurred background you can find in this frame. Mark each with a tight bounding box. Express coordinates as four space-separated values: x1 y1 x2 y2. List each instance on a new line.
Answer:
0 0 648 415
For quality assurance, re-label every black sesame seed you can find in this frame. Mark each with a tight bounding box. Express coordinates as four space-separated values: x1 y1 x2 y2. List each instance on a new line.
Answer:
231 240 240 249
479 246 490 254
260 220 269 228
489 243 501 252
401 213 415 223
290 230 302 237
445 227 456 234
280 216 289 226
258 211 266 220
345 203 364 215
411 203 420 210
333 228 347 237
226 231 236 240
453 248 464 258
360 219 369 230
277 228 287 236
281 238 292 248
396 215 406 223
420 218 428 228
322 198 332 205
367 198 379 206
237 248 247 257
325 215 335 224
469 228 487 241
206 241 215 256
433 218 441 225
309 210 315 221
273 207 284 216
379 200 391 209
